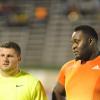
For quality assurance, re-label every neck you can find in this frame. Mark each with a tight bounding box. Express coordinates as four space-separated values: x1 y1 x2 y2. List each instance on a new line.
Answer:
0 67 20 77
79 49 100 64
90 49 99 60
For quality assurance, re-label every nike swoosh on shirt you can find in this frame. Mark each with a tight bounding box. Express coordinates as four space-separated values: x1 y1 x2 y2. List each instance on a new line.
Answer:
16 85 23 87
91 65 100 70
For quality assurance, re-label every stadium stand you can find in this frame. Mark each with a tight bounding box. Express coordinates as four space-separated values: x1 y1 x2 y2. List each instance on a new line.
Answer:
0 0 99 69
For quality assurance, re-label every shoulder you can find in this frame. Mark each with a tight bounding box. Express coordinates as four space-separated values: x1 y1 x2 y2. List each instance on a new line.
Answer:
19 70 40 85
58 59 76 76
91 55 100 64
93 55 100 65
96 55 100 61
61 59 75 70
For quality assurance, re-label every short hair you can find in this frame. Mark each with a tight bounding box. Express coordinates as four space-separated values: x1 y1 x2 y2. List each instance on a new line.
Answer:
74 25 98 41
0 41 21 55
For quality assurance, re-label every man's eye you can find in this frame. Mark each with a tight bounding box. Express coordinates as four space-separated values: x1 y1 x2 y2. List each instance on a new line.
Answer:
75 40 80 44
75 41 79 44
0 54 5 57
8 55 13 57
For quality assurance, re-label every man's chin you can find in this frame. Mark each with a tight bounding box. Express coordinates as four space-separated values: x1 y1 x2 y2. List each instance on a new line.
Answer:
75 56 81 61
75 56 89 62
1 67 10 71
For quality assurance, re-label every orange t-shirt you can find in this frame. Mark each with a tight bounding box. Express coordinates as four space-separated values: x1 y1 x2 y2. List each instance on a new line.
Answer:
58 56 100 100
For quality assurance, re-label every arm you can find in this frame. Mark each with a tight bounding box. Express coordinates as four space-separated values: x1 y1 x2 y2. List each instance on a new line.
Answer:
52 61 72 100
52 60 74 100
52 82 66 100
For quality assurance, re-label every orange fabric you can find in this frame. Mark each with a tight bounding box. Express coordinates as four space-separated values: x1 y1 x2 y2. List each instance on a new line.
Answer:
58 56 100 100
57 60 75 86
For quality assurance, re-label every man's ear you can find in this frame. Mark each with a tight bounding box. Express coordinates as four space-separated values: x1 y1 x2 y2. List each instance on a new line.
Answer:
18 56 21 61
89 37 95 46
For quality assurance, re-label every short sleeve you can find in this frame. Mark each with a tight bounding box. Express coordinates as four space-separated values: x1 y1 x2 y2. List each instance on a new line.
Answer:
57 60 75 86
33 80 47 100
57 64 66 86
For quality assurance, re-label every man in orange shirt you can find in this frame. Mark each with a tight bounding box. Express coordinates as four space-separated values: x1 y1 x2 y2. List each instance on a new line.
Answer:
52 25 100 100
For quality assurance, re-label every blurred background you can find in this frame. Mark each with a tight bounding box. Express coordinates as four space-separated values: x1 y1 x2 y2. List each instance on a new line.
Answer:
0 0 100 99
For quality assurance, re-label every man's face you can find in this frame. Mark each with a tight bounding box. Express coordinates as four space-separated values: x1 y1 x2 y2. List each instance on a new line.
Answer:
71 31 91 60
0 48 21 72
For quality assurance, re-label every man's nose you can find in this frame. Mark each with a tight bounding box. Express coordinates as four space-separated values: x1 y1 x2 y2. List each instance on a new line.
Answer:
3 56 9 61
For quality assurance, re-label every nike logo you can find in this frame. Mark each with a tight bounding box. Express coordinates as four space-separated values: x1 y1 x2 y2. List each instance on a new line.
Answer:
16 85 23 87
92 65 100 70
